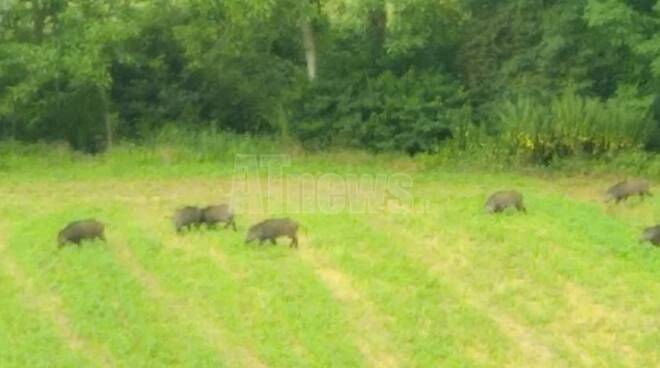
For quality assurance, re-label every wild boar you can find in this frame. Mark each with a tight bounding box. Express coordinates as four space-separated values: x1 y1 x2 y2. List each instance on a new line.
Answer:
201 204 237 231
485 190 526 214
639 225 660 247
605 179 652 203
58 219 105 248
173 206 203 232
245 218 299 248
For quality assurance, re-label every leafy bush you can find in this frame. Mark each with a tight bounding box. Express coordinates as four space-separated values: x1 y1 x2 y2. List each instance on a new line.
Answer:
492 86 655 164
295 69 469 155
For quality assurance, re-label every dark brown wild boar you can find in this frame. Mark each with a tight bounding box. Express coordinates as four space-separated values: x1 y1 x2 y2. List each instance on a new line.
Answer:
201 204 236 231
57 219 105 248
173 206 203 232
639 225 660 247
605 179 652 203
485 190 526 214
245 218 299 248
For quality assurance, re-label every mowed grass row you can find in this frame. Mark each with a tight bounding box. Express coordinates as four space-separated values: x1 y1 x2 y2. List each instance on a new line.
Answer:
0 181 367 367
301 214 515 367
4 208 226 367
376 179 659 366
0 271 91 367
0 173 658 367
119 210 366 367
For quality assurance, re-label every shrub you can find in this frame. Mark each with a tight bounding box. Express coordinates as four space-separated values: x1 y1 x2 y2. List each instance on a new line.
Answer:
294 69 469 155
492 86 654 164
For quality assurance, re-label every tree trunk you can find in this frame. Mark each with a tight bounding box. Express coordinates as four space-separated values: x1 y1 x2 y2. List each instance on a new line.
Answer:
301 18 317 81
104 112 113 151
32 1 46 42
367 0 387 60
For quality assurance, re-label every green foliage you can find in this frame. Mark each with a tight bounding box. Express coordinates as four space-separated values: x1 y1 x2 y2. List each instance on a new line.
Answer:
2 0 660 161
0 0 139 152
295 69 468 154
458 0 660 124
493 86 654 163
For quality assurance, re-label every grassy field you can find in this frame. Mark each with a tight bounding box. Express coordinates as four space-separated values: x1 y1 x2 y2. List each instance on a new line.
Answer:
0 153 658 367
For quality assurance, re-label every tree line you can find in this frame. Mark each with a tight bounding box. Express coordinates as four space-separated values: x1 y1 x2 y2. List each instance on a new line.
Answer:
1 0 660 162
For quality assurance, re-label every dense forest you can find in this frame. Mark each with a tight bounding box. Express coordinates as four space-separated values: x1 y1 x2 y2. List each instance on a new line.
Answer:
2 0 660 162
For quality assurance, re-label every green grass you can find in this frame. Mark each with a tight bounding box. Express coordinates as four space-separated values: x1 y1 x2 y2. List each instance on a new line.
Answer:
0 271 92 367
0 150 658 367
